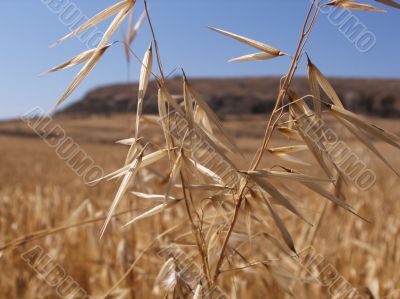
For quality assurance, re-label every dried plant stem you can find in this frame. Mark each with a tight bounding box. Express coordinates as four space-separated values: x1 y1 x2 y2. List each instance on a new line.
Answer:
0 207 139 252
307 176 341 246
212 191 245 285
252 0 320 169
143 0 213 286
103 221 187 298
142 27 184 296
128 199 137 299
11 0 400 297
179 171 213 288
144 0 165 81
143 0 179 161
212 0 321 286
284 175 341 298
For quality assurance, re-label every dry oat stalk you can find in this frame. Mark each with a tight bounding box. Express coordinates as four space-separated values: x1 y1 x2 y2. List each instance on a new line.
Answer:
38 0 400 297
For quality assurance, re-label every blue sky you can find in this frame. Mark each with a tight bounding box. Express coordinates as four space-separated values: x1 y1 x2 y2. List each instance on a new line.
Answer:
0 0 399 119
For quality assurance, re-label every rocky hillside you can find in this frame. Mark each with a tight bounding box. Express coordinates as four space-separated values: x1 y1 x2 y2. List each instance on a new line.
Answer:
59 77 400 117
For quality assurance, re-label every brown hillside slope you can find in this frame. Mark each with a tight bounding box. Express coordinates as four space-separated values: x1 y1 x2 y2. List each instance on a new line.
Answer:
59 77 400 117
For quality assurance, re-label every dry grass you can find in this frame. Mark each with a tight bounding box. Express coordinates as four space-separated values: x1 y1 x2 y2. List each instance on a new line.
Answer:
2 0 400 298
0 115 399 298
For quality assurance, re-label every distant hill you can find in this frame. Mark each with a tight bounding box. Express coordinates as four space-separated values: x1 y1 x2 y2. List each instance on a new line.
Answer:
59 77 400 117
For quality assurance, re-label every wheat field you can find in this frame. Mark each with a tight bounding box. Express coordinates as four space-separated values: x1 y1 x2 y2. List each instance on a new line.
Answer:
0 114 399 298
1 0 400 298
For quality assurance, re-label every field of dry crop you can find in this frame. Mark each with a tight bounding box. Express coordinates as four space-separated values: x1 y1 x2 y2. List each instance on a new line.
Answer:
2 0 400 298
0 114 399 299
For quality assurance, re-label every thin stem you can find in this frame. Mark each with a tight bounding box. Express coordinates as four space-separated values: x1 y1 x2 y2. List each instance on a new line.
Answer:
144 0 165 81
179 170 212 288
219 260 278 274
178 146 212 287
284 175 340 298
212 0 321 285
212 191 244 284
251 0 320 170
